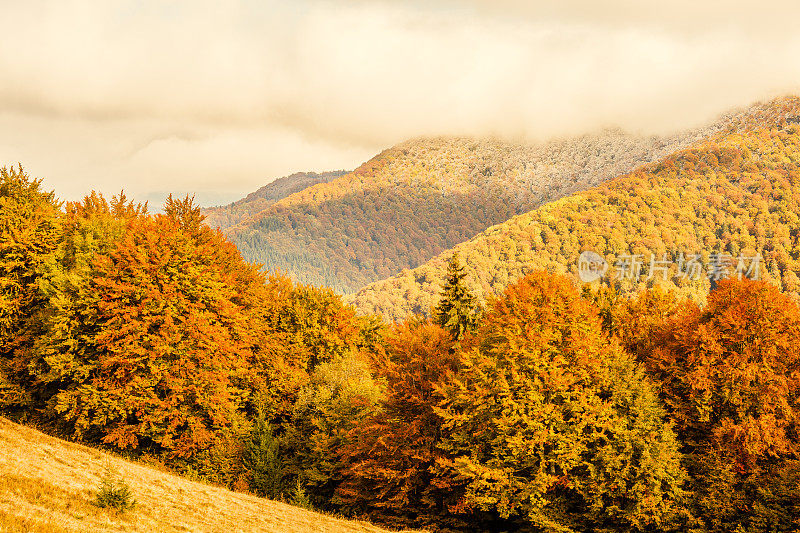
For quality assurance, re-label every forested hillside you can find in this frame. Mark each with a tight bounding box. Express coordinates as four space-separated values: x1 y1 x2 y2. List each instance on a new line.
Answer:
202 170 348 230
219 127 727 293
350 96 800 321
4 144 799 531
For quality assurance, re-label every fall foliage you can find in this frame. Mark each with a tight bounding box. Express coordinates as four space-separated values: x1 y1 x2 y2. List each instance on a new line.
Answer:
352 96 800 322
0 180 380 474
24 195 260 457
645 278 800 532
436 272 687 532
336 321 461 530
203 171 348 230
0 166 61 408
649 278 800 471
217 126 720 294
5 96 800 532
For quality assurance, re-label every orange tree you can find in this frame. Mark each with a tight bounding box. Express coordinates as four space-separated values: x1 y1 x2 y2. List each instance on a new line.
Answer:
583 284 689 364
280 349 385 507
336 320 465 530
11 192 147 410
244 281 386 501
436 272 688 532
252 274 385 425
6 191 384 489
648 278 800 532
28 196 263 460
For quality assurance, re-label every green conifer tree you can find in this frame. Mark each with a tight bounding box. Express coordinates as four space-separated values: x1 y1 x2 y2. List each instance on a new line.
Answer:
244 411 284 499
432 254 479 340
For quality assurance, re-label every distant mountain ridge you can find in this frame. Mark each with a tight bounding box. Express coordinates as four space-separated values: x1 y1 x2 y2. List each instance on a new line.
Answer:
349 96 800 321
211 123 731 293
202 170 348 230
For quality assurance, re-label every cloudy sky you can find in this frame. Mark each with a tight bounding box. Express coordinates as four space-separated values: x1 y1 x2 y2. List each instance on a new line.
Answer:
2 0 800 206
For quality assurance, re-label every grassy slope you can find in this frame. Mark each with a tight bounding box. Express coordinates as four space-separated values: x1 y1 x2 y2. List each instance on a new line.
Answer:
349 96 800 321
0 418 416 533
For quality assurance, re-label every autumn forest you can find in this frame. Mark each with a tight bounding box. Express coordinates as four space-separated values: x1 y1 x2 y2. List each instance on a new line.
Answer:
1 96 799 533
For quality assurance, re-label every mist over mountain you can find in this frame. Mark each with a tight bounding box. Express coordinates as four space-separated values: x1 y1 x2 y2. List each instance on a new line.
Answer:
212 121 733 293
350 96 800 320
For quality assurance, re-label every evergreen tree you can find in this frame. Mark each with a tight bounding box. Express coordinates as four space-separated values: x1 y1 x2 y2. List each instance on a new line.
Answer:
244 410 284 499
432 254 479 340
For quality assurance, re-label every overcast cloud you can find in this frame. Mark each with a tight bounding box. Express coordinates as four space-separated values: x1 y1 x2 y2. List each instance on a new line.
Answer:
1 0 799 205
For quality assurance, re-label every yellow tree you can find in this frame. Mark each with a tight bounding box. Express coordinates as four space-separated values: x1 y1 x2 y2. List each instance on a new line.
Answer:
0 166 61 408
437 272 688 532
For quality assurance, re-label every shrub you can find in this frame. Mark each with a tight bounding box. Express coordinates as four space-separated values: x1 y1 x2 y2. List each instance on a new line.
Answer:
288 479 315 511
94 463 136 512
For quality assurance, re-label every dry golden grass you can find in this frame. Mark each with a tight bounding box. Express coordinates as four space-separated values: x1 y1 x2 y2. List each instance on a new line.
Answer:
0 417 419 533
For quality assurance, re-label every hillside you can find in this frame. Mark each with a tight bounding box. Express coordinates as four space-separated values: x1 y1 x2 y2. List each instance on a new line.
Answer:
219 126 732 294
202 170 348 230
349 96 800 321
0 418 415 533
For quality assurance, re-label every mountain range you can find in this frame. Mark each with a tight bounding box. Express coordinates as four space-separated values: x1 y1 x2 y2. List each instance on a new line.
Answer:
205 121 735 294
202 170 348 230
202 96 800 322
350 96 800 320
